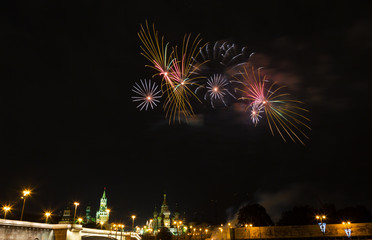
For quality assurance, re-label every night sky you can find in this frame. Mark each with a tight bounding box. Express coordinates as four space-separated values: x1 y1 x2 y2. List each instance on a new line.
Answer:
1 0 371 226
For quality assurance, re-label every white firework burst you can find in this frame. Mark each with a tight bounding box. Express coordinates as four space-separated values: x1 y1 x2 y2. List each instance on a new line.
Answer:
132 79 162 111
250 101 264 126
196 74 235 108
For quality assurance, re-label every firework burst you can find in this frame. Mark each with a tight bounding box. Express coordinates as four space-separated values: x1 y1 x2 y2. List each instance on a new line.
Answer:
235 66 311 144
138 22 205 122
194 41 251 71
192 41 251 108
136 22 311 144
250 102 264 125
195 74 235 108
131 79 162 111
161 34 205 123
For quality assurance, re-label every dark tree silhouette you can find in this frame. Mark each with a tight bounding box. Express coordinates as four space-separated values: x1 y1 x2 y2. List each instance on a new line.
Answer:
277 204 372 225
277 205 316 226
156 227 173 240
336 205 372 223
237 203 273 226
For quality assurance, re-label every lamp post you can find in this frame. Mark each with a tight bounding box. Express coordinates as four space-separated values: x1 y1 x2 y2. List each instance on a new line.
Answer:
246 224 252 239
20 189 31 221
131 215 136 232
45 212 51 223
316 215 327 234
120 224 124 240
3 206 11 219
342 221 352 238
73 202 80 223
113 224 118 239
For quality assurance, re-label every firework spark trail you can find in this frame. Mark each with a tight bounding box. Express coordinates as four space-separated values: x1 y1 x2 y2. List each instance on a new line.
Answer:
131 79 162 111
195 41 250 69
138 21 174 88
162 34 205 123
235 66 311 144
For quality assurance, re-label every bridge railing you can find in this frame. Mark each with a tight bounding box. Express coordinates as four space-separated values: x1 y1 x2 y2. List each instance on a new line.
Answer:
0 218 54 229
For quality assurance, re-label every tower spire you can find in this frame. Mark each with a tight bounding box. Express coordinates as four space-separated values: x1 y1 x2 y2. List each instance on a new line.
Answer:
162 193 167 205
102 187 106 199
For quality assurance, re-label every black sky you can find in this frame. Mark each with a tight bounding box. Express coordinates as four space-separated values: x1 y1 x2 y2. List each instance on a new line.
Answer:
1 0 372 226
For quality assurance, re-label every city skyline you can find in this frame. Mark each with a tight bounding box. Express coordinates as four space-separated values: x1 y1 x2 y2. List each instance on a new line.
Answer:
2 0 371 229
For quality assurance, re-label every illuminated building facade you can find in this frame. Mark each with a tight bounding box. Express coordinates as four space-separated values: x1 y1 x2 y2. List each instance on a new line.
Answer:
96 188 110 224
148 194 186 235
59 205 73 223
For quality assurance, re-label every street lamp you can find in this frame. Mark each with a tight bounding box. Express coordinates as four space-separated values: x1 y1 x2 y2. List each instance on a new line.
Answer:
113 224 118 239
73 202 80 223
78 217 83 225
44 212 51 223
131 215 136 232
3 206 11 219
120 224 125 240
20 189 31 221
342 221 352 238
315 215 327 234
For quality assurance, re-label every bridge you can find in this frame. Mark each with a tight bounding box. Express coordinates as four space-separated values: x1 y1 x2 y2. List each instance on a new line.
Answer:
0 219 142 240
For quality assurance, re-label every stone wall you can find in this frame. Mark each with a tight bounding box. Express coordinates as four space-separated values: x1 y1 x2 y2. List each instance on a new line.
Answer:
232 223 372 239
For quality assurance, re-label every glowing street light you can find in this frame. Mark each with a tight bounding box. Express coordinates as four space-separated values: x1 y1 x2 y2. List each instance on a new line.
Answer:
78 217 83 225
100 221 104 229
3 206 11 219
342 221 352 238
44 212 51 223
315 215 327 234
131 215 136 231
20 189 31 221
73 202 80 223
